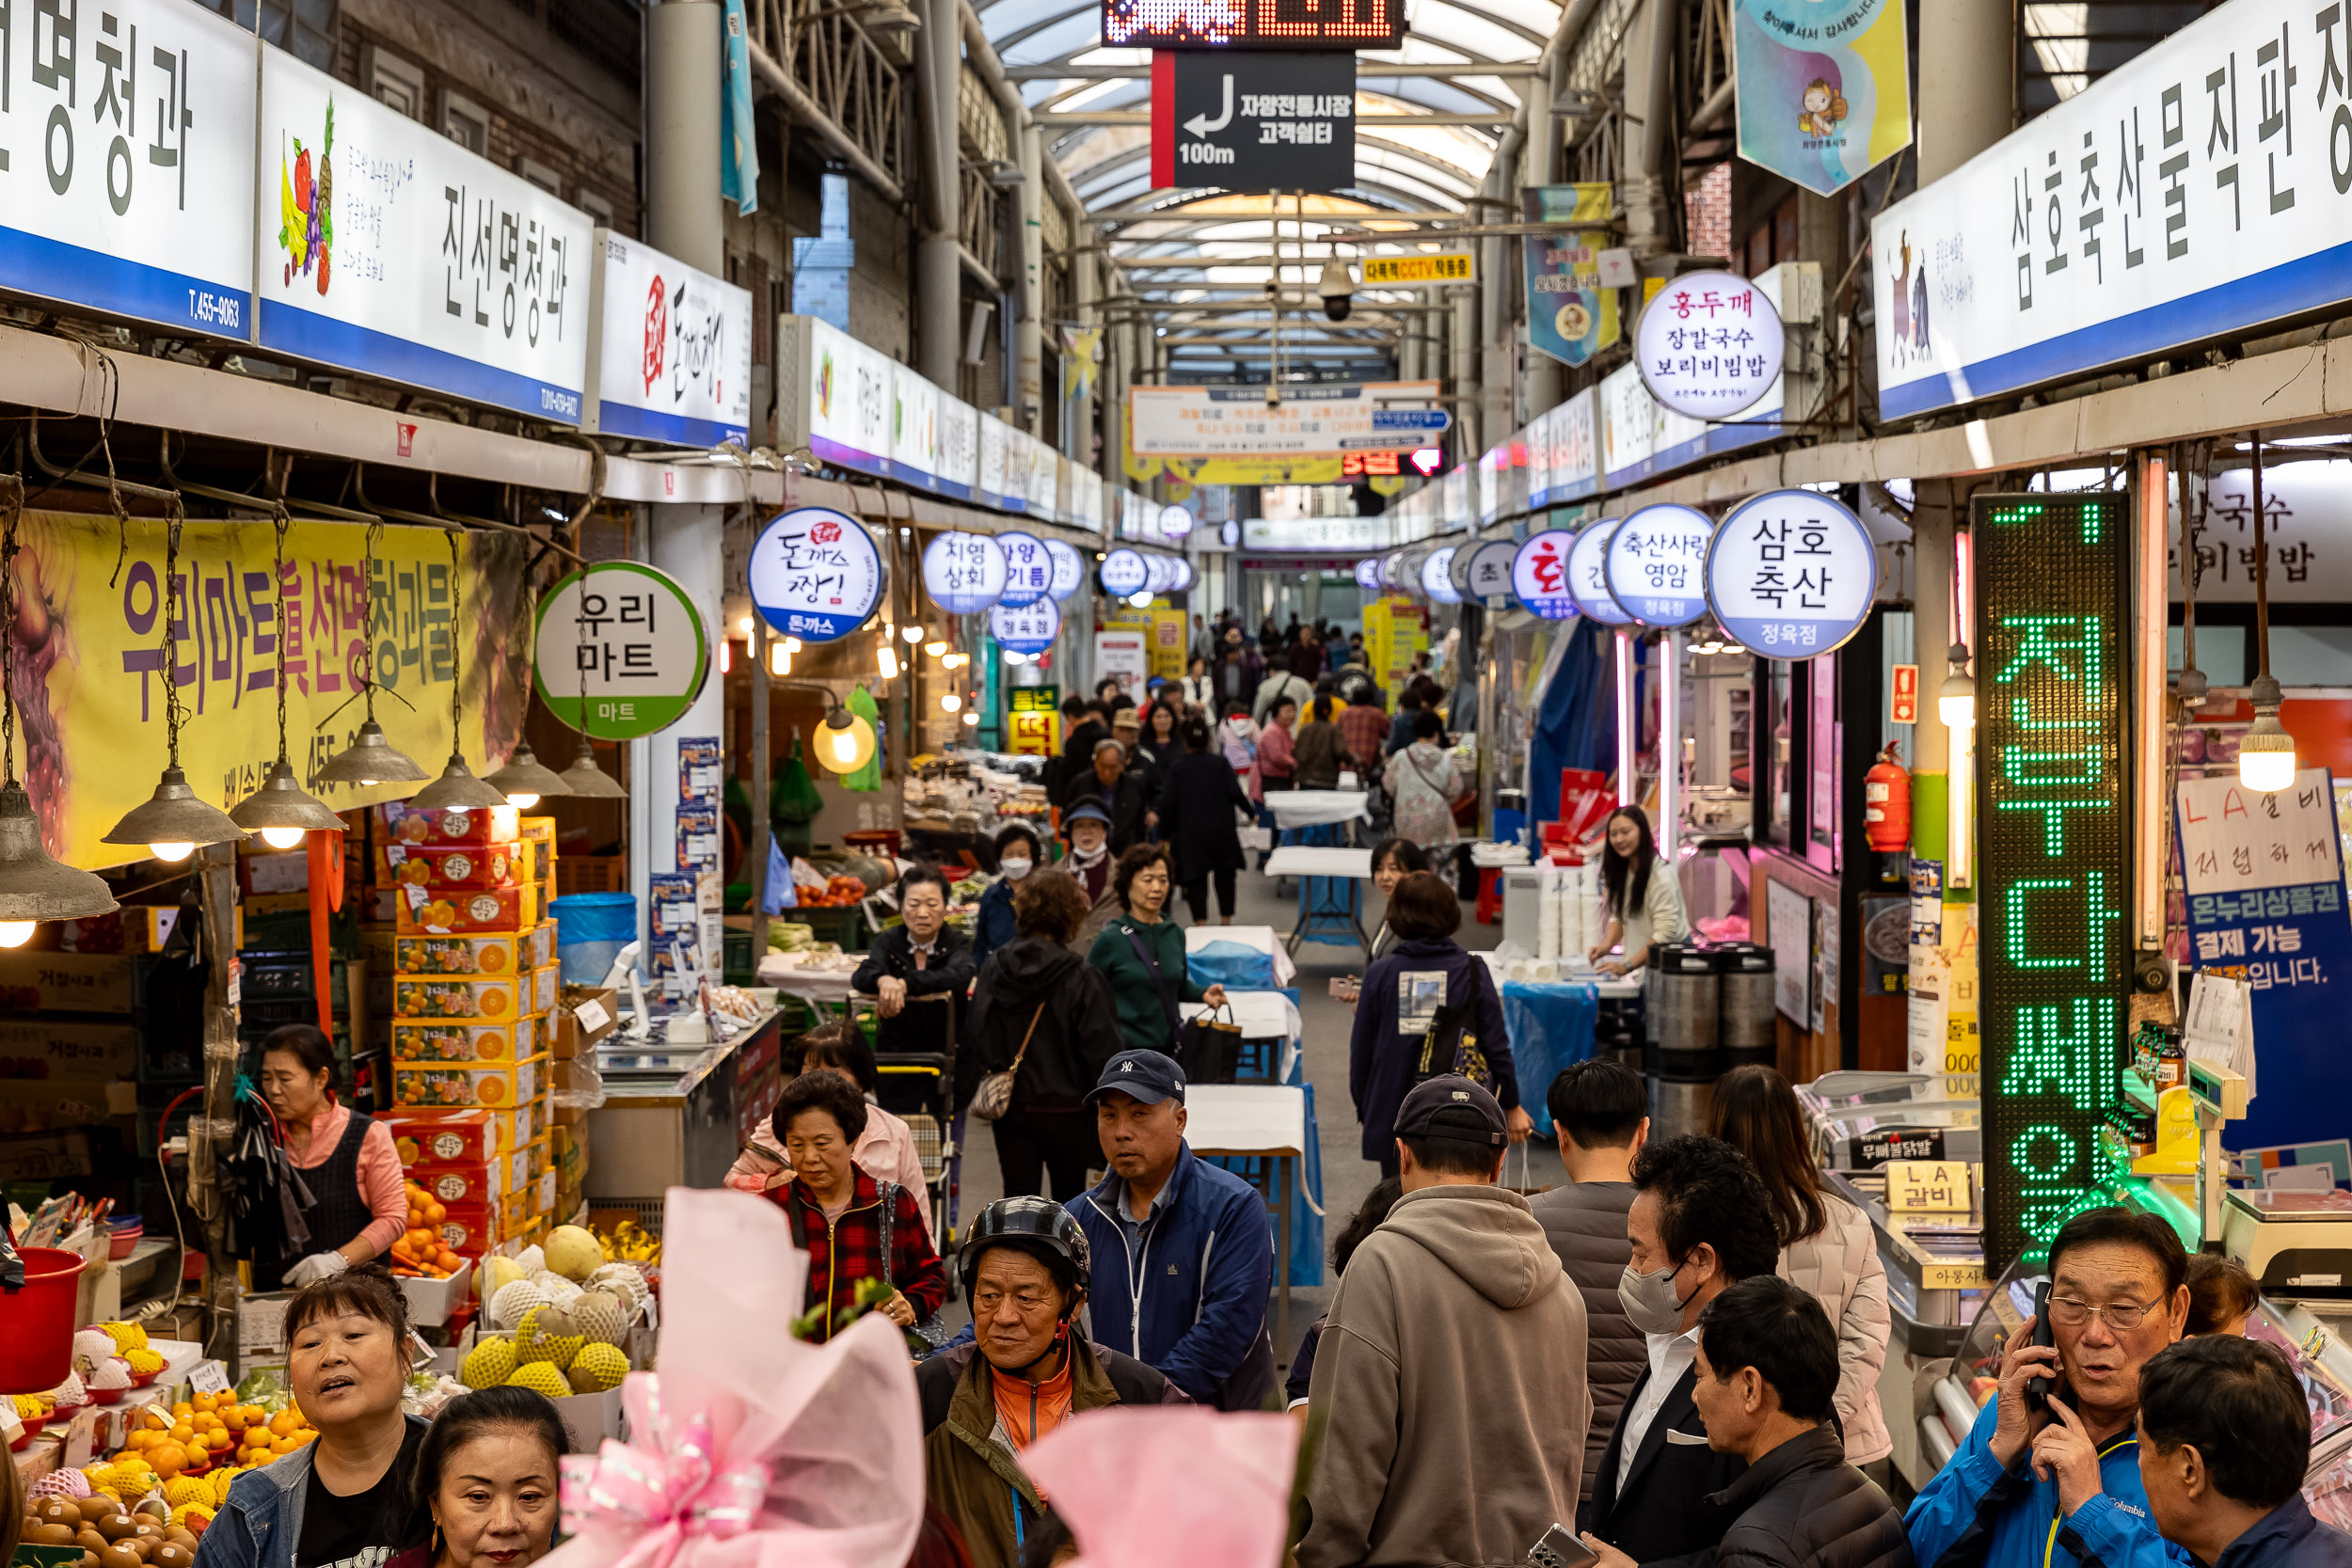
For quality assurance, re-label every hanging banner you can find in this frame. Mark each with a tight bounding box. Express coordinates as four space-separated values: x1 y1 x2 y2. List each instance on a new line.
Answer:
747 507 885 642
532 562 712 742
1060 325 1104 401
583 231 755 447
1148 51 1356 193
13 513 527 871
1732 0 1911 198
1128 381 1444 458
1523 184 1618 369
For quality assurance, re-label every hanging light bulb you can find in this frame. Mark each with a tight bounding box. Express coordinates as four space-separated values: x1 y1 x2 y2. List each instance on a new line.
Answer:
736 614 754 635
942 652 967 670
558 736 628 799
318 519 428 789
1937 643 1977 730
784 637 802 653
879 646 900 679
814 705 878 774
961 711 979 727
771 641 791 677
233 509 352 851
485 739 571 813
940 692 962 713
1128 590 1152 609
2241 430 2297 793
720 640 734 674
925 641 948 657
105 507 247 862
0 921 35 947
407 533 511 814
902 625 925 644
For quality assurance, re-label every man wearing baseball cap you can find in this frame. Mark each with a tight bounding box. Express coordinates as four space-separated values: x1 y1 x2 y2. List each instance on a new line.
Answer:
1297 1074 1591 1568
1069 1049 1277 1411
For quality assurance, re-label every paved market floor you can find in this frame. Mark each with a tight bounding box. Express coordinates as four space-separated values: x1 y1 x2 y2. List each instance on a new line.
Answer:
937 863 1570 1370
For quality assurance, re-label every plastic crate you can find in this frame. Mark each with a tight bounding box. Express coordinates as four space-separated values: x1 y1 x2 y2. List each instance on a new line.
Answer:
799 905 867 952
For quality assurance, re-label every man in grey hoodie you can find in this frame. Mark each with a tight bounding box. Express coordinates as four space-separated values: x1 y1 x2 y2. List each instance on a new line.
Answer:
1298 1075 1592 1568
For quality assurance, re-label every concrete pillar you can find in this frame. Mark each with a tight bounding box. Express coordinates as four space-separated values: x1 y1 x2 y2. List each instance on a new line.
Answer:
1016 123 1045 433
1916 0 2012 183
1479 228 1512 451
1451 288 1479 461
916 0 962 388
645 1 723 273
1619 0 1676 251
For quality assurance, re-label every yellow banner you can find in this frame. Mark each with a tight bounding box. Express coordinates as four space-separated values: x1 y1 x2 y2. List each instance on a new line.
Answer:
1149 610 1188 681
17 513 528 870
1120 416 1344 487
1361 253 1474 286
1362 595 1427 698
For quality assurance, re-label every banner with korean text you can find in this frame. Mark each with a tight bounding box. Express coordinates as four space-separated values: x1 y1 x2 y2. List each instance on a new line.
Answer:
12 513 527 870
1732 0 1911 198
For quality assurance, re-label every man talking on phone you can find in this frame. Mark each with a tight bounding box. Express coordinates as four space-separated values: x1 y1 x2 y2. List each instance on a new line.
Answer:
1905 1208 2194 1568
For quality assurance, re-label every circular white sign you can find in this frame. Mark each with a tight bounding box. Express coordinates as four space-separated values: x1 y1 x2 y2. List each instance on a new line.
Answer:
1378 552 1406 589
532 562 711 740
1044 538 1085 600
1464 540 1518 601
996 531 1051 608
1605 503 1716 627
1100 548 1149 596
1706 488 1876 657
1567 521 1632 624
1157 503 1194 539
1421 546 1461 605
989 595 1060 656
1219 519 1241 547
1143 553 1177 594
747 506 884 643
1353 558 1383 591
1509 530 1580 621
1170 559 1196 592
1634 270 1785 422
921 531 1007 614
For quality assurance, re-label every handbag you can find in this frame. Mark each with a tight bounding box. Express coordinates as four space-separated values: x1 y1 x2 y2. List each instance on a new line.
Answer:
876 1180 952 1345
1120 926 1243 1085
1403 980 1493 1092
968 1004 1045 1121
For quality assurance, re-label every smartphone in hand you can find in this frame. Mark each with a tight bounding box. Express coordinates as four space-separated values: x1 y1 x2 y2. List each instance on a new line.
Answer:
1531 1526 1599 1568
2026 1281 2069 1414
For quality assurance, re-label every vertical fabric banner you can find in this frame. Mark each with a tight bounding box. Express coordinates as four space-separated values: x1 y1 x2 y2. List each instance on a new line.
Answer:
1061 325 1104 403
721 0 761 214
1732 0 1911 197
1523 184 1618 369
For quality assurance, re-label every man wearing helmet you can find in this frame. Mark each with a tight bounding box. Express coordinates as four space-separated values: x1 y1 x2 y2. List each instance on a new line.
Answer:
918 1196 1187 1561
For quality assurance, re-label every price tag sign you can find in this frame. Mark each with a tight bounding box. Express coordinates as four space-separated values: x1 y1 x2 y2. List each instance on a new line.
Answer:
1885 1159 1974 1213
189 1360 232 1397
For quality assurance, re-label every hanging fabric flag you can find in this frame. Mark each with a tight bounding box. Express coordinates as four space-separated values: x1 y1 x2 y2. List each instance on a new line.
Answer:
1061 325 1104 402
1732 0 1911 197
1522 183 1617 369
722 0 761 214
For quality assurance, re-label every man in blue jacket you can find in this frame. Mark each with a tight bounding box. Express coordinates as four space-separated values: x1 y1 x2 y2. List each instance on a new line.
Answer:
1069 1050 1277 1410
1906 1207 2195 1568
2138 1333 2352 1568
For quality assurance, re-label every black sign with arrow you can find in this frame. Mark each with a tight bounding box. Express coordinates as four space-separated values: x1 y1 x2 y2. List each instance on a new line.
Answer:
1149 52 1355 194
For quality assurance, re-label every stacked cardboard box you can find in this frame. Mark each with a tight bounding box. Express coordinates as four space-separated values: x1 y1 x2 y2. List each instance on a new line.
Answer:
516 816 562 1240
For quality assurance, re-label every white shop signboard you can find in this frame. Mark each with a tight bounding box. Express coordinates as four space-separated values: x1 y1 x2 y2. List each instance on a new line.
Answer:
1874 0 2352 420
582 231 752 446
257 48 592 421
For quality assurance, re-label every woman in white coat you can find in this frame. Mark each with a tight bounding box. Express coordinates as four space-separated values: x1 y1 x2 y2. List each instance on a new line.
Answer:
1708 1063 1894 1469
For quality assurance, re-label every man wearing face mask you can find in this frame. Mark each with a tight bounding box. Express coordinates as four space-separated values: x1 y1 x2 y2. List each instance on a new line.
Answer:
1587 1134 1782 1565
974 823 1041 966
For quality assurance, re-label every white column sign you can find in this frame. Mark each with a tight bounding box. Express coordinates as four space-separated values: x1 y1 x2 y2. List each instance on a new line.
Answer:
1606 503 1715 626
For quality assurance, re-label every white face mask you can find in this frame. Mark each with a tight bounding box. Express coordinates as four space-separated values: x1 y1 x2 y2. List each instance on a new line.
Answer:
999 857 1033 881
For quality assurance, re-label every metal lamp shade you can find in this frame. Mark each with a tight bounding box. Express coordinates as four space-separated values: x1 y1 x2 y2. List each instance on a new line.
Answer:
0 781 117 922
101 765 247 852
484 742 572 802
406 753 513 813
557 737 628 800
230 758 349 837
317 719 432 786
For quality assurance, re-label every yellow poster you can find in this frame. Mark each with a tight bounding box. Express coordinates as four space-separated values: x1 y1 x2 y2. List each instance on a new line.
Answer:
1007 685 1060 757
1361 596 1427 700
15 512 528 870
1121 418 1344 487
1149 610 1188 681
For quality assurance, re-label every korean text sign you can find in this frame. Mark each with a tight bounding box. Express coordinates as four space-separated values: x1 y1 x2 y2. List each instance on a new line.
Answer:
1873 0 2352 419
748 507 883 642
531 562 711 741
0 0 258 337
2176 767 2352 1150
1128 380 1443 458
585 231 753 446
1633 271 1784 421
1732 0 1911 198
1706 489 1874 657
1973 493 2131 1271
1606 503 1715 626
257 49 592 421
14 511 527 870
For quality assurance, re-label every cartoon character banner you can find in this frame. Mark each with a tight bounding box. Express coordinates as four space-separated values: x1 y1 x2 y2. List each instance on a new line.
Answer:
1732 0 1911 198
1522 184 1618 369
8 514 528 871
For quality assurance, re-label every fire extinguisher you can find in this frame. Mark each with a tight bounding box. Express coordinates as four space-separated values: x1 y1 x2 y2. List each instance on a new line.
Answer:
1864 741 1912 852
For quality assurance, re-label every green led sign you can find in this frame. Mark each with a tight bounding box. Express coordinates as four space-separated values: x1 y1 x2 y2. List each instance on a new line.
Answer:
1973 493 2132 1271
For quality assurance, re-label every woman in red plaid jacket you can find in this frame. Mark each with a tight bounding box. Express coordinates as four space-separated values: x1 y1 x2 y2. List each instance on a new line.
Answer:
764 1069 946 1338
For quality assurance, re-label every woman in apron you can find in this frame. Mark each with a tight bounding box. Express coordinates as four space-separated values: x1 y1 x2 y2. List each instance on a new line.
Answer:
257 1023 408 1290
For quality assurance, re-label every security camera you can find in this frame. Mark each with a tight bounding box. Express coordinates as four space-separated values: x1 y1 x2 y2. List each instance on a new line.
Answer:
1318 258 1356 323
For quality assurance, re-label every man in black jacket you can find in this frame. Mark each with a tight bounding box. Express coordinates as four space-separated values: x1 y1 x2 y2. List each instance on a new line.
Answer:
1585 1275 1911 1568
1057 737 1148 853
1585 1135 1780 1565
2138 1335 2352 1568
850 865 976 1057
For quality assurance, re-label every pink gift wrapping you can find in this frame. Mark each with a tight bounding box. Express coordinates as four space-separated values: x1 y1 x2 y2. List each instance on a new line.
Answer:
1022 1406 1299 1568
547 1187 924 1568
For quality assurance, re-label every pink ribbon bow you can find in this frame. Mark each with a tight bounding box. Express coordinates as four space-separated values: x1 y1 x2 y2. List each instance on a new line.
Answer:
560 1406 770 1568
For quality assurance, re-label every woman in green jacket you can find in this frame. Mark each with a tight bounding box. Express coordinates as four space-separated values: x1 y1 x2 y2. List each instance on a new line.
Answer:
1087 843 1229 1054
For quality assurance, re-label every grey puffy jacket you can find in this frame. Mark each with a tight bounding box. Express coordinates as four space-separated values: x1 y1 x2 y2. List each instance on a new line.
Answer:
1778 1193 1894 1465
1527 1180 1643 1501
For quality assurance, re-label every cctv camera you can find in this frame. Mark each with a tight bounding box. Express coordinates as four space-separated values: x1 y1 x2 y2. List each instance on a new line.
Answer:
1317 258 1355 323
1324 296 1352 323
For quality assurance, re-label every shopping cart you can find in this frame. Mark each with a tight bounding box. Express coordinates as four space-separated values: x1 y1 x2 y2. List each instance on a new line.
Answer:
850 991 963 1262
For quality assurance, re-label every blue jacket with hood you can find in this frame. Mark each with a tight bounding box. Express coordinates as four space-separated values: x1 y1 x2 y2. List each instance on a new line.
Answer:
1906 1398 2194 1568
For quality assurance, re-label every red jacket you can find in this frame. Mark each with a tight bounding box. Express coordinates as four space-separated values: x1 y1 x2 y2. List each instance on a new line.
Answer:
768 1166 946 1336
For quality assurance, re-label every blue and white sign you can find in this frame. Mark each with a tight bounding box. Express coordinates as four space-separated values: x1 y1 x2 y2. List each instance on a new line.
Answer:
1420 546 1461 605
1511 529 1582 621
1634 272 1783 422
1706 489 1873 657
989 595 1061 657
1464 540 1518 601
748 507 884 642
257 49 593 422
1157 504 1194 539
1100 548 1149 596
1605 503 1715 626
921 531 1007 615
1045 538 1085 600
1567 521 1632 625
1353 557 1383 591
1144 553 1179 594
584 232 753 446
0 0 258 341
997 531 1051 607
1170 558 1195 592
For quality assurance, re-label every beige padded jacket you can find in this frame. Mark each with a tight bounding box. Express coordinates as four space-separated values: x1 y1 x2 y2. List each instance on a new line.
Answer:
1777 1193 1894 1465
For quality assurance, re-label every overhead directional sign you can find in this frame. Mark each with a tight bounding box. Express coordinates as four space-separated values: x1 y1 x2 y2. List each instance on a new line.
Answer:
1108 0 1405 49
1150 53 1355 193
1361 255 1476 288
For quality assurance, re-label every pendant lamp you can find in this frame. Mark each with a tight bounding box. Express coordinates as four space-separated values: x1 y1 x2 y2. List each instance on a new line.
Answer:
231 509 349 848
2238 431 2296 793
482 579 572 810
0 480 117 943
103 506 248 862
406 531 510 813
551 564 628 799
317 519 429 787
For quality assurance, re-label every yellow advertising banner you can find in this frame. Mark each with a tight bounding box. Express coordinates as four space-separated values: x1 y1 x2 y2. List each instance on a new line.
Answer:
15 512 528 870
1007 685 1060 757
1149 610 1188 682
1120 417 1345 488
1361 595 1427 700
1360 253 1475 287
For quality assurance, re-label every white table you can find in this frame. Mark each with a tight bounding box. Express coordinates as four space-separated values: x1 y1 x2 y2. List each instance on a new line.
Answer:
753 953 858 1007
1261 846 1375 958
1263 789 1370 830
1262 846 1373 879
1184 1084 1309 1354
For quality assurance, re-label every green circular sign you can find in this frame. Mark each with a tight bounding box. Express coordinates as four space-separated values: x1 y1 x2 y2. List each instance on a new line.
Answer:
532 562 711 740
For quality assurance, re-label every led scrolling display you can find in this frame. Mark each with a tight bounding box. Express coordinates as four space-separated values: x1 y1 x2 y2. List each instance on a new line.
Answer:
1104 0 1406 49
1973 494 2133 1270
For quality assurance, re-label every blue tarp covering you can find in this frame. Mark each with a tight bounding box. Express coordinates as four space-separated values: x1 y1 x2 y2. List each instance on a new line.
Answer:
1502 980 1601 1136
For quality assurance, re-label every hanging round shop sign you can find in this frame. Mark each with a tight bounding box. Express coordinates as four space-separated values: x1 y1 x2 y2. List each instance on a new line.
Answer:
1157 503 1194 539
1378 551 1407 589
1170 558 1196 592
1604 503 1716 627
1706 488 1876 657
1567 520 1632 625
989 594 1061 657
1100 548 1149 597
1421 546 1461 605
1509 529 1581 621
532 561 711 741
1219 519 1241 547
746 506 885 642
921 531 1007 614
1353 557 1384 592
1633 269 1785 422
1143 553 1178 594
1044 537 1085 600
1464 540 1518 601
995 531 1051 608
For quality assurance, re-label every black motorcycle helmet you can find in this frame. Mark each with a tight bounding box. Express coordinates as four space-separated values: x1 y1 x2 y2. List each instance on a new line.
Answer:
960 1196 1090 1319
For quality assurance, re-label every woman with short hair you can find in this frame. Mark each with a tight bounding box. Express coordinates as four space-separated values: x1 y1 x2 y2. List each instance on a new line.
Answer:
764 1070 945 1338
974 822 1041 966
1293 694 1346 790
1086 844 1229 1057
723 1023 933 1241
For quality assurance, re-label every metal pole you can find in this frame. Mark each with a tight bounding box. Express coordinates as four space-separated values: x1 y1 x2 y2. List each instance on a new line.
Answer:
1614 628 1637 808
1451 289 1479 459
1659 629 1680 857
645 0 725 273
1017 123 1045 432
916 0 963 388
751 612 772 974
